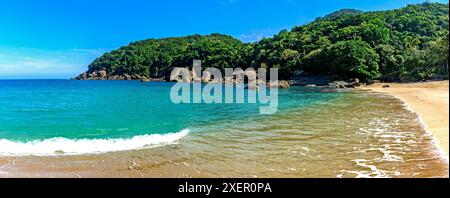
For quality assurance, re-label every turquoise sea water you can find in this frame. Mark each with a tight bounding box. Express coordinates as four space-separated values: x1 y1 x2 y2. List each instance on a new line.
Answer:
0 80 341 155
1 80 448 177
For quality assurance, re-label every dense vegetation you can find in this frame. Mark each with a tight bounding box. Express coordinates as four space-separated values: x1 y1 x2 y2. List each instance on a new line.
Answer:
85 2 449 82
87 34 248 79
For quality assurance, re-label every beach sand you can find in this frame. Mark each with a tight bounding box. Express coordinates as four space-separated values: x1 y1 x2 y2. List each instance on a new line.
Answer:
362 80 449 161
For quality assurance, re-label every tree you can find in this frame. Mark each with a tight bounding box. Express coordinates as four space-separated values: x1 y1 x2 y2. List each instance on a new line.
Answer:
325 40 381 80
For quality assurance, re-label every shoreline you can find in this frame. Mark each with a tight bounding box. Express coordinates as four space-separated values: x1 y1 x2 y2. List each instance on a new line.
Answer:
1 81 448 177
360 80 449 162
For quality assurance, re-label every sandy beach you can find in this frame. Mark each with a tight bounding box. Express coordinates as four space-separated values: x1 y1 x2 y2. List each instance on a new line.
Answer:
362 80 449 161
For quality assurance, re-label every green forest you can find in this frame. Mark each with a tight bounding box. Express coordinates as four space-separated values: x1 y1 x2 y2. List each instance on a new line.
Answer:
83 2 449 82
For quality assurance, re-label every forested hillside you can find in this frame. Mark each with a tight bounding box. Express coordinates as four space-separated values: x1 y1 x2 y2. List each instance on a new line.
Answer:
78 2 449 82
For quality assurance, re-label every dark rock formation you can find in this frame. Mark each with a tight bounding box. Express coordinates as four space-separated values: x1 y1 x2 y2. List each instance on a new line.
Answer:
74 70 164 82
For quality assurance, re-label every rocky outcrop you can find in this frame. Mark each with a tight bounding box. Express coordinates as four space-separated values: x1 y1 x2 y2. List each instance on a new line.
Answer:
279 80 291 88
328 78 361 88
140 76 151 82
345 78 360 88
98 70 107 78
202 71 212 83
267 80 290 89
170 68 192 82
74 70 163 82
75 70 367 90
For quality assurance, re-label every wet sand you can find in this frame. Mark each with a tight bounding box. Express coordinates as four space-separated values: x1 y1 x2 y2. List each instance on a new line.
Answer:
362 80 449 161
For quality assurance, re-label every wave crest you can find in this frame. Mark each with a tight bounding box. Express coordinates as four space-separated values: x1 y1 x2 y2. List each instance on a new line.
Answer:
0 129 189 156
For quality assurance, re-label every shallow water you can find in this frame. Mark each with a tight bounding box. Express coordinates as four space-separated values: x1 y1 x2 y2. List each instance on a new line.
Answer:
0 80 448 177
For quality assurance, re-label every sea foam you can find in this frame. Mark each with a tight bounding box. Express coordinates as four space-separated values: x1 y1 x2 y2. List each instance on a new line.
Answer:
0 129 189 156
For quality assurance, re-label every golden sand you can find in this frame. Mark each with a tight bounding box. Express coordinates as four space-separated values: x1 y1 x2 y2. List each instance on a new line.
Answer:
362 80 449 160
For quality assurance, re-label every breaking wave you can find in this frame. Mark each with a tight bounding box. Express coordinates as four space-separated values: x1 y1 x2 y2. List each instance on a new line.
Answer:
0 129 190 156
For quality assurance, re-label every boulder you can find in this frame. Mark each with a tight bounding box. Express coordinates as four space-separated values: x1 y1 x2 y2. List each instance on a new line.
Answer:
224 77 234 84
328 79 360 88
210 77 222 83
192 63 202 82
202 71 212 82
98 70 107 78
329 81 348 88
268 80 290 89
123 74 132 80
231 69 247 84
152 77 165 82
131 74 142 80
280 80 290 88
140 77 151 82
108 75 118 80
345 78 360 88
170 68 191 82
76 72 88 80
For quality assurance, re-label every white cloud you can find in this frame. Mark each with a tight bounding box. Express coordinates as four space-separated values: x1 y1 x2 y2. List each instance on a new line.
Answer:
0 46 108 78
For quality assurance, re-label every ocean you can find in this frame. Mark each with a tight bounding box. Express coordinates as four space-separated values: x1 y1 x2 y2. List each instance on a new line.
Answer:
0 80 448 177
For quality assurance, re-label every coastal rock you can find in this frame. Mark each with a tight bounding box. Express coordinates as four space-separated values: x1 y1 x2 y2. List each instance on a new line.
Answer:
192 61 202 82
280 80 290 88
76 72 88 80
268 80 290 89
233 69 245 84
202 71 212 82
108 75 118 80
345 78 360 88
246 69 258 89
329 81 348 88
98 70 107 78
151 77 165 82
328 79 361 88
224 77 234 84
131 74 142 80
170 68 192 82
210 77 222 83
140 76 151 82
74 70 168 82
123 74 132 80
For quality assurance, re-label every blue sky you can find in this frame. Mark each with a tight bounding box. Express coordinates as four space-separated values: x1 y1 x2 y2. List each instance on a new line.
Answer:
0 0 448 79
